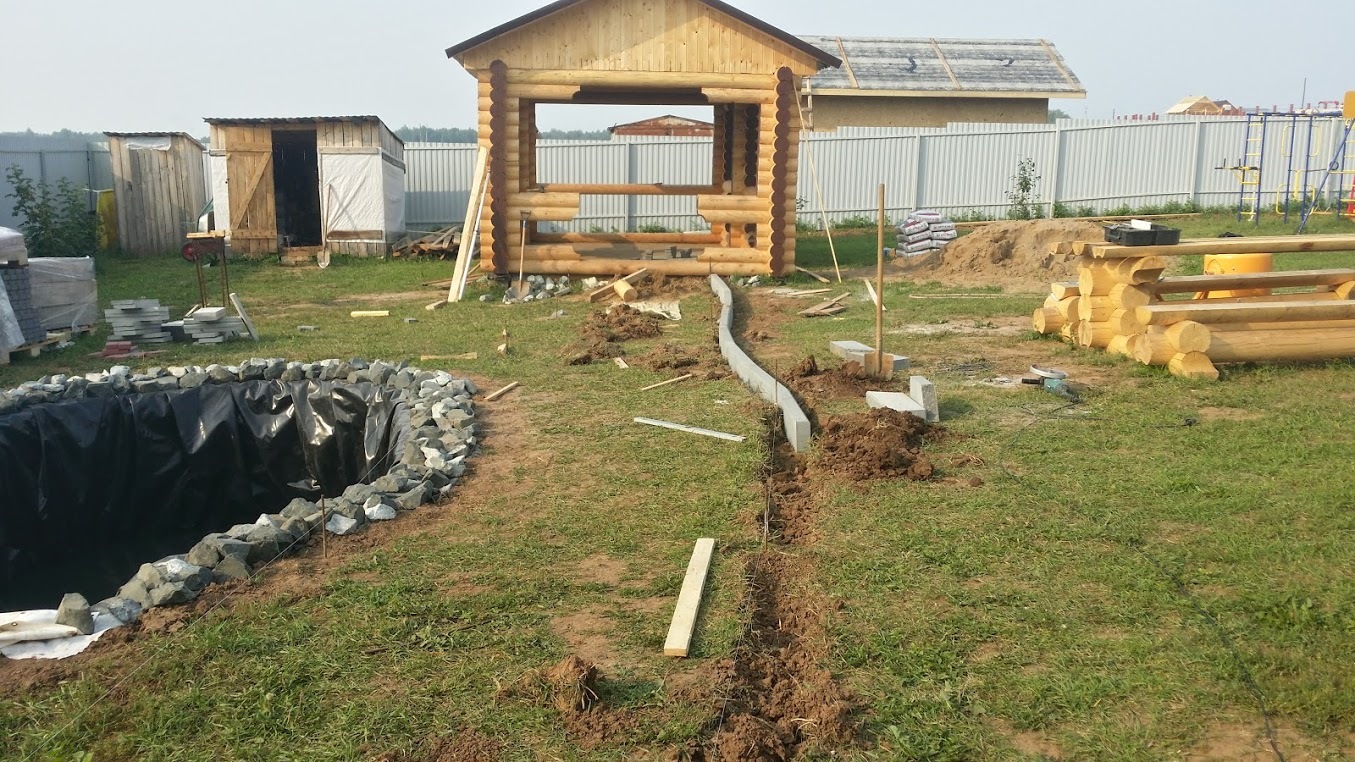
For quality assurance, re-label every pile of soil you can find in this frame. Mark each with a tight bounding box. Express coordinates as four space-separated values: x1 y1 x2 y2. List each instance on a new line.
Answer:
501 654 638 750
783 356 888 405
566 305 663 365
380 731 503 762
904 219 1107 291
813 408 938 482
634 342 730 380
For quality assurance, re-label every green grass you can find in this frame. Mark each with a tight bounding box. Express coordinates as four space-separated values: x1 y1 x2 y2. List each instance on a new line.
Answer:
4 230 1355 759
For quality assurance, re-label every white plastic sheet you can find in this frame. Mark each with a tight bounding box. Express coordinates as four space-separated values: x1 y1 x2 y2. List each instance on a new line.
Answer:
321 153 385 237
0 280 24 352
208 154 230 235
382 158 405 237
0 609 123 660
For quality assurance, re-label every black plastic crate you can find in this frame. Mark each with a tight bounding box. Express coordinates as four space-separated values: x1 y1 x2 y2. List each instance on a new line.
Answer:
1104 223 1181 246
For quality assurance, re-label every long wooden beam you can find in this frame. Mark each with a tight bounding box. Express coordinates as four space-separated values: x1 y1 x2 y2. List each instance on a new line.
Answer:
1137 299 1355 326
534 231 723 244
1207 327 1355 363
663 538 716 657
1086 234 1355 259
537 183 721 196
1153 269 1355 294
508 69 775 88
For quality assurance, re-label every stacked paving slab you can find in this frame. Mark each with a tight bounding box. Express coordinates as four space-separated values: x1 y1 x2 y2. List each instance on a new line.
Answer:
169 306 247 344
0 358 480 634
106 299 172 343
1 267 47 345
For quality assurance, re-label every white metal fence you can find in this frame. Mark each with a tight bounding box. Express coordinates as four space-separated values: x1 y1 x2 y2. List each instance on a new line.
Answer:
404 116 1353 232
0 137 113 229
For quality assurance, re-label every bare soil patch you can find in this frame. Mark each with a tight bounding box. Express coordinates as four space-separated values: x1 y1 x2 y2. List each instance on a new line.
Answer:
901 219 1107 292
634 342 731 380
502 654 641 750
783 356 897 408
549 608 620 671
567 305 664 365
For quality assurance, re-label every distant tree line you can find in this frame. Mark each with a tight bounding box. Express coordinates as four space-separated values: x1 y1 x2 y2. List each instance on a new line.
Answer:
394 125 610 142
0 129 107 143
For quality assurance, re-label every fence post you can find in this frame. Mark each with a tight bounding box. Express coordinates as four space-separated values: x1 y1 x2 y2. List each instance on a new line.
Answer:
1047 123 1063 218
1188 120 1204 205
912 135 926 214
625 141 637 231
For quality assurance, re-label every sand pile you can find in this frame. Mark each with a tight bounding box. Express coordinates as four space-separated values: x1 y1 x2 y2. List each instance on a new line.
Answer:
903 219 1107 291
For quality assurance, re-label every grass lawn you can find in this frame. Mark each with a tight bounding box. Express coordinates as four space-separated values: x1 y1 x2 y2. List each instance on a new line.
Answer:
2 214 1355 760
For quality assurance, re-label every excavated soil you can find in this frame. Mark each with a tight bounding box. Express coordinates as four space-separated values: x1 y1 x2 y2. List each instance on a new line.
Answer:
501 654 640 750
783 356 894 407
903 219 1107 291
635 342 730 380
380 731 504 762
814 409 938 482
566 305 664 365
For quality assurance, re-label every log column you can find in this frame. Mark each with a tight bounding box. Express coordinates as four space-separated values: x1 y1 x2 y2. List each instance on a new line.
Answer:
487 60 509 274
767 67 795 276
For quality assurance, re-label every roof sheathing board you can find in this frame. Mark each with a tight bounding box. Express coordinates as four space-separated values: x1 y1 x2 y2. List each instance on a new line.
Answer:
801 35 1085 96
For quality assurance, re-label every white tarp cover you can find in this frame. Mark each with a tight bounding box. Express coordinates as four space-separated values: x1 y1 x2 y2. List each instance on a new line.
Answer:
208 154 229 235
382 158 405 236
0 609 122 660
0 226 27 257
321 153 384 239
0 279 24 352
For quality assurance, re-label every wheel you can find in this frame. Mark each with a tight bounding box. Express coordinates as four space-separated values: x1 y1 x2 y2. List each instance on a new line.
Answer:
181 242 219 265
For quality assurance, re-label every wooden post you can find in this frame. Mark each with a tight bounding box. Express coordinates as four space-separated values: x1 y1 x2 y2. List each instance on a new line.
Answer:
875 183 886 377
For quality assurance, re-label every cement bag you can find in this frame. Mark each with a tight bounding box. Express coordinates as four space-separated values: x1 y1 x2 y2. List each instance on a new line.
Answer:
904 239 934 254
897 220 929 236
928 221 957 232
932 229 958 241
905 230 933 244
909 210 945 223
930 239 951 249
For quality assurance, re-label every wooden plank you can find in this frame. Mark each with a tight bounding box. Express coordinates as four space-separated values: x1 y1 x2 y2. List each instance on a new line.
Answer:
349 310 390 317
795 265 830 283
663 538 717 658
484 381 520 401
229 292 259 341
862 278 887 311
420 352 477 361
633 417 746 442
1137 299 1355 326
640 373 694 391
449 146 490 302
799 292 850 316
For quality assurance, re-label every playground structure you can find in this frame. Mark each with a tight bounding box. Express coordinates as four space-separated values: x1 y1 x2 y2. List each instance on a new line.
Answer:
1230 91 1355 229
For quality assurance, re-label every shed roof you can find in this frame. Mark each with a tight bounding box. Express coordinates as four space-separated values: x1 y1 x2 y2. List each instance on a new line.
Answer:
800 37 1085 98
447 0 839 68
610 115 714 132
203 115 386 126
105 132 206 151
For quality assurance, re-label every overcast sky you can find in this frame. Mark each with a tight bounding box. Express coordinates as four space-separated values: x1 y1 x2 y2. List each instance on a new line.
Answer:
2 0 1351 136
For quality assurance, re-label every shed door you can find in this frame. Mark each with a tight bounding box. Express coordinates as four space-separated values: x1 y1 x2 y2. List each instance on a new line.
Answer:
225 129 277 251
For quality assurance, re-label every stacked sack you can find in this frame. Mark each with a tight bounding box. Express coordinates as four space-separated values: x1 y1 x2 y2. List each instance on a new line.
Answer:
895 210 959 256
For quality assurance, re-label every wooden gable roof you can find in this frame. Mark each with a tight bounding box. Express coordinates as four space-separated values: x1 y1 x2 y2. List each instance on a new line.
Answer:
447 0 839 76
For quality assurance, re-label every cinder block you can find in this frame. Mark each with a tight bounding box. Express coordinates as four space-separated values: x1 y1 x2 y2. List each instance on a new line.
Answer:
909 376 939 423
829 340 909 371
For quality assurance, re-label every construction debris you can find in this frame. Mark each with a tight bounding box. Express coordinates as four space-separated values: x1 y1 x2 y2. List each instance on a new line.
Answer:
633 417 746 442
506 274 571 303
800 293 850 317
171 306 248 345
640 373 693 391
663 538 716 657
484 381 520 401
350 310 390 318
392 225 462 258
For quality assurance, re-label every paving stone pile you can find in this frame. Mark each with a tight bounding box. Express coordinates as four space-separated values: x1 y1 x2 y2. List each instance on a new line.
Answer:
106 299 172 343
0 357 480 627
1 266 47 345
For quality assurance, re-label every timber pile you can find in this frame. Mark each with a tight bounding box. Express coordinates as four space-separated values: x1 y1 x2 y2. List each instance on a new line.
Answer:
1033 234 1355 380
393 226 462 258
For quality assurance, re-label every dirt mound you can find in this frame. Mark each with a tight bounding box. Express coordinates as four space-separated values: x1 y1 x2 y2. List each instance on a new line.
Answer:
567 305 664 365
635 342 730 380
906 219 1106 291
386 732 503 762
501 654 640 750
784 356 891 405
814 409 937 482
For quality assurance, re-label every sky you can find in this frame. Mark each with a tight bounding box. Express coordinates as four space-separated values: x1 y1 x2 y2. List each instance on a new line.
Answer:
1 0 1351 136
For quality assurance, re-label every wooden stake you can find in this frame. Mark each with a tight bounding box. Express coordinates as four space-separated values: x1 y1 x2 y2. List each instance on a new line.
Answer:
663 538 716 657
420 352 478 361
320 496 327 561
515 214 528 294
640 373 694 391
874 183 886 377
484 381 520 401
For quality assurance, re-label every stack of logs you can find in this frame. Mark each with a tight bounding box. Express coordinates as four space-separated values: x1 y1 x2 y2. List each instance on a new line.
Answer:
1033 234 1355 380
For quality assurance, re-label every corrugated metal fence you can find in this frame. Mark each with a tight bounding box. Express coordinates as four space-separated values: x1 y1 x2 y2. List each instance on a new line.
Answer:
404 116 1353 232
0 137 113 229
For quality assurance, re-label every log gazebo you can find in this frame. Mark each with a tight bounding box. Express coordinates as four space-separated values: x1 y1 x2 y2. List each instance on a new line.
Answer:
445 0 839 278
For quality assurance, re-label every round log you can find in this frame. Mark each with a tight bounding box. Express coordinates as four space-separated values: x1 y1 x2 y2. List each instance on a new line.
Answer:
1109 308 1145 335
517 259 771 277
1032 306 1064 334
1056 296 1078 321
1077 320 1115 348
1078 295 1115 322
1106 334 1132 356
1108 283 1153 310
1078 259 1117 296
1337 282 1355 299
1137 299 1355 326
1204 326 1355 363
1165 321 1211 353
1169 352 1220 380
1132 327 1174 365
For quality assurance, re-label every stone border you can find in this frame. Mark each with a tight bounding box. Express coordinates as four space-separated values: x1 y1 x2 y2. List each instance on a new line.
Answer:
0 357 480 630
708 275 811 451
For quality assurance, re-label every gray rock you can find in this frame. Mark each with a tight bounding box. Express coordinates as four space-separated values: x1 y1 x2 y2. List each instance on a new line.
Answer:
55 593 94 635
325 513 360 535
280 364 305 382
62 378 88 399
281 497 318 520
280 517 310 542
390 370 415 389
241 361 267 381
134 562 167 590
207 365 235 383
179 372 208 389
155 557 213 592
371 473 411 493
91 596 143 624
342 483 380 505
118 578 153 608
394 482 432 511
86 381 115 397
213 554 252 581
168 366 188 378
243 524 290 564
186 539 222 568
148 582 194 606
264 359 286 380
207 535 252 561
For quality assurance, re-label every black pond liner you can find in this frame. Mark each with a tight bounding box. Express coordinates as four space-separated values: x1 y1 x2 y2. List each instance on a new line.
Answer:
0 380 410 611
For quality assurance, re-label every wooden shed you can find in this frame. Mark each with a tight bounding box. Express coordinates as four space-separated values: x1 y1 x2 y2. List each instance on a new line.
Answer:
446 0 839 278
205 116 406 258
105 132 208 256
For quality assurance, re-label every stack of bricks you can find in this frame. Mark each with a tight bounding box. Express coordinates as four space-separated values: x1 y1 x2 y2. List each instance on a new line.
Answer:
169 306 246 345
1 267 49 346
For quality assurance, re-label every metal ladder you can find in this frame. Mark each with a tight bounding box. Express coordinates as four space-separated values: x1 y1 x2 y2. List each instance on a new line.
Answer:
1236 113 1267 223
1298 117 1355 232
